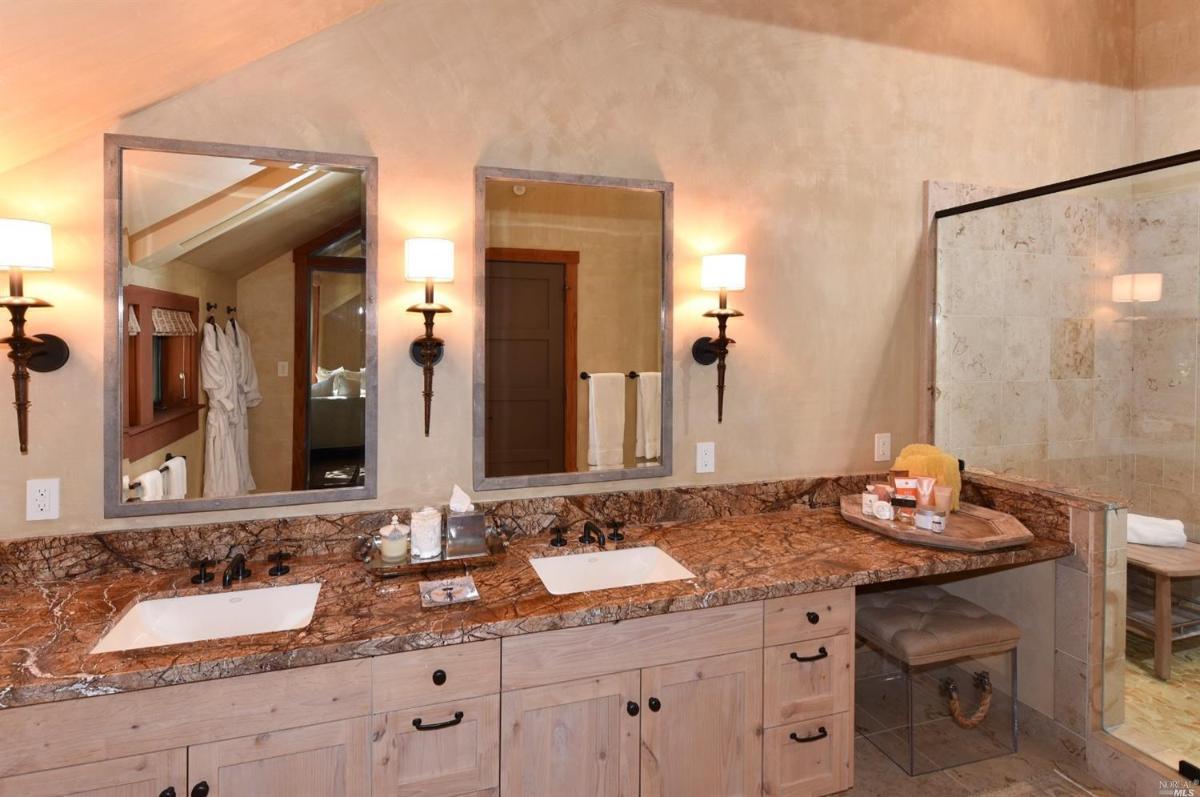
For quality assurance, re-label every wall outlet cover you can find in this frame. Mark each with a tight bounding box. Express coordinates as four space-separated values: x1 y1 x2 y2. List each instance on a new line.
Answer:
26 478 60 521
696 442 715 473
874 433 892 463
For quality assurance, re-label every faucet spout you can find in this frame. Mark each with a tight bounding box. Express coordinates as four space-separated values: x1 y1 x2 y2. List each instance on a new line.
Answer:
222 553 251 588
582 521 606 549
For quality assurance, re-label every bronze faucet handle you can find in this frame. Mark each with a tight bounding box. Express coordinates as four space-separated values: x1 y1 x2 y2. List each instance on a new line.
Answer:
605 520 626 542
549 526 568 547
189 559 216 585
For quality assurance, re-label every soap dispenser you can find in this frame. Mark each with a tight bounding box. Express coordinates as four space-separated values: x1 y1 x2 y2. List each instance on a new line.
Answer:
378 514 410 563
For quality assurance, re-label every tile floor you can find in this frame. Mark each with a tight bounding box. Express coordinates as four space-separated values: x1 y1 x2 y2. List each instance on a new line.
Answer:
1107 633 1200 769
848 728 1119 796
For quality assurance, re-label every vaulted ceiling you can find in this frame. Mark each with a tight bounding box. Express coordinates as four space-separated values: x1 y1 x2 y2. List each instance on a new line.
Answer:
0 0 381 174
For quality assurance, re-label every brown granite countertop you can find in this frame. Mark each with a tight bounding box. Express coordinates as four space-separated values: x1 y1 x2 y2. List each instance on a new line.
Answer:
0 507 1071 710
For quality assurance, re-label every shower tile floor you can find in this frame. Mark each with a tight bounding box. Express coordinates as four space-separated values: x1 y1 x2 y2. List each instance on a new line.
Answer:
1108 633 1200 769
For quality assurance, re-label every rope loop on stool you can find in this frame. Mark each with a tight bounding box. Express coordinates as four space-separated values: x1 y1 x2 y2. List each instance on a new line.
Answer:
941 670 993 729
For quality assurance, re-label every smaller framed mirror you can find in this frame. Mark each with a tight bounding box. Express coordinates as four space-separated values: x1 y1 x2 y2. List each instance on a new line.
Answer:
103 135 378 517
473 167 673 490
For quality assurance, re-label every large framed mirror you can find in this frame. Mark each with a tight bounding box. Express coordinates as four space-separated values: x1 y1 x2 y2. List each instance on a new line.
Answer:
473 167 673 490
103 135 377 517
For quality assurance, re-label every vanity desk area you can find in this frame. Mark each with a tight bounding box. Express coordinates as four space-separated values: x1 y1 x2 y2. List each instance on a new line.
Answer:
0 496 1076 797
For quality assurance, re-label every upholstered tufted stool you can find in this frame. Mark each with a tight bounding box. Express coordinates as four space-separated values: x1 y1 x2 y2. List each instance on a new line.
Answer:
855 585 1020 775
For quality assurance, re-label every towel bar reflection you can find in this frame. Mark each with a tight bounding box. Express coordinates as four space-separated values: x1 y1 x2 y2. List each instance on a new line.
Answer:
128 453 186 490
580 371 639 380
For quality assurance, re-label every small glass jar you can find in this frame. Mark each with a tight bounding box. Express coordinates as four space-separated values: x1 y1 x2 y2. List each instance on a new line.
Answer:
893 497 918 526
378 514 410 563
915 508 947 532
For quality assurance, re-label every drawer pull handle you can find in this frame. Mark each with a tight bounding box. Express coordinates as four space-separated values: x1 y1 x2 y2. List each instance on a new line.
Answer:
790 726 828 744
432 668 447 686
790 646 828 663
806 611 820 624
413 710 464 731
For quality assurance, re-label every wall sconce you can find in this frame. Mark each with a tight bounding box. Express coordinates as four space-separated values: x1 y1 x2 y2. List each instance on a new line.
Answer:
691 253 745 423
405 237 454 436
1112 272 1162 304
0 219 70 454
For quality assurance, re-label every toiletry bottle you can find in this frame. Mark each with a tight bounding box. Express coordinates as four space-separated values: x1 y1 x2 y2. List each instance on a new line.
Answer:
379 514 410 563
411 506 444 560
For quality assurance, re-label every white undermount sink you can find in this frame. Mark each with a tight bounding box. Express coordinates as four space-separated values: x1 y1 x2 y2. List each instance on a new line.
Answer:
91 583 322 654
530 546 695 595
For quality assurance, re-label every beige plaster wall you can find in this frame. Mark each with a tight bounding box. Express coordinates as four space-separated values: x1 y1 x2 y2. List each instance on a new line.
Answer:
0 0 1135 536
1134 0 1200 160
486 180 662 468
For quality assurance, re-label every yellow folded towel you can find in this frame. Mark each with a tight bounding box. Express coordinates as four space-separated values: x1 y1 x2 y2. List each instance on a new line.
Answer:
893 444 961 510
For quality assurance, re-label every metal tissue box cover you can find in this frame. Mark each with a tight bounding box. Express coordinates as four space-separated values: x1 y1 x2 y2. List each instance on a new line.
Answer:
446 510 488 558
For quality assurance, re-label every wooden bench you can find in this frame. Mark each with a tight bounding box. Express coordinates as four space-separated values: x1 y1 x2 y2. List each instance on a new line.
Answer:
1127 542 1200 681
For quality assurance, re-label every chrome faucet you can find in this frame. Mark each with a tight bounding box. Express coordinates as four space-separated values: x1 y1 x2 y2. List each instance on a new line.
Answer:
222 553 251 588
580 521 606 549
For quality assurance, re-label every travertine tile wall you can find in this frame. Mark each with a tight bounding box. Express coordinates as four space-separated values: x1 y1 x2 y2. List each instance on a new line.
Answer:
1125 185 1200 543
935 189 1136 503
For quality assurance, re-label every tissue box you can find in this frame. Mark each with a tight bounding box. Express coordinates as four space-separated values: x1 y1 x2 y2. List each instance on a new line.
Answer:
446 510 488 559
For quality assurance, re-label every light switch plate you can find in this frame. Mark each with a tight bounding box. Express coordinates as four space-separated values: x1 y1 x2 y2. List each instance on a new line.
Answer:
874 433 892 463
696 442 715 473
277 361 289 377
26 478 60 521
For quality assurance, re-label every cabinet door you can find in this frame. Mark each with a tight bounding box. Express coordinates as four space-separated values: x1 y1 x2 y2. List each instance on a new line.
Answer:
372 693 499 797
640 650 763 797
501 671 640 797
0 748 185 797
187 717 368 797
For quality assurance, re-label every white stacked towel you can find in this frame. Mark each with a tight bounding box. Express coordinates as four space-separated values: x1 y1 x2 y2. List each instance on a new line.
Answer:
1128 513 1188 547
162 456 188 500
635 371 662 462
587 373 626 469
135 469 164 501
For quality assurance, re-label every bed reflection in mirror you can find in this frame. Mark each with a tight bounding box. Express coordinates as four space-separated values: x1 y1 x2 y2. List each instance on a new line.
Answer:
116 145 370 507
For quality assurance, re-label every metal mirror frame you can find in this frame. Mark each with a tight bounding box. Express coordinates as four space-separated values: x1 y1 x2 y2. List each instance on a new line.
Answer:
472 166 674 490
103 134 378 517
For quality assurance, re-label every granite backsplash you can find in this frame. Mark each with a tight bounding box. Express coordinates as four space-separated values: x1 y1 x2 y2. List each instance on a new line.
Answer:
0 469 1111 585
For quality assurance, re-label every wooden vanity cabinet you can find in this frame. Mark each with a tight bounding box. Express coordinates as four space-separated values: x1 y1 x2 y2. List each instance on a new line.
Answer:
0 749 186 797
0 593 855 797
639 650 763 797
188 717 369 796
501 671 640 797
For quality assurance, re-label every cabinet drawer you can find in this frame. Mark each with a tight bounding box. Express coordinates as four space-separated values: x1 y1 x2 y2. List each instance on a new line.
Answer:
372 693 499 797
764 635 852 726
502 602 763 690
373 640 500 713
763 712 852 797
764 588 853 646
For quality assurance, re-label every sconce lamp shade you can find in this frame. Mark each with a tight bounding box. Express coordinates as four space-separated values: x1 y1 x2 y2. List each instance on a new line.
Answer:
0 219 53 271
700 254 746 292
404 238 455 282
1112 272 1162 303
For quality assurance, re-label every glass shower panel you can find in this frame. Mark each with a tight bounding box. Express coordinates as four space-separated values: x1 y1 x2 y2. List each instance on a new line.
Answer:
934 163 1200 772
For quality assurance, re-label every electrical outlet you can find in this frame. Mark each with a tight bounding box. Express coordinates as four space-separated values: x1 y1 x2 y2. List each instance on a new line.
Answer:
874 433 892 463
277 361 289 378
696 442 715 473
26 478 60 521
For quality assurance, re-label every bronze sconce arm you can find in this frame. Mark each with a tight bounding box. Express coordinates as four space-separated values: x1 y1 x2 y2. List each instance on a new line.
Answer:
691 289 742 423
407 278 450 437
1 218 70 454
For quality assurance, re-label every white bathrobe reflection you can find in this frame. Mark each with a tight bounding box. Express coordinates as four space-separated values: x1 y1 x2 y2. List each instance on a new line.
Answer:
201 320 261 498
226 319 262 495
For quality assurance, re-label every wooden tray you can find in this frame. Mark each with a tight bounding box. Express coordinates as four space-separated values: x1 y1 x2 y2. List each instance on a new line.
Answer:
839 495 1034 551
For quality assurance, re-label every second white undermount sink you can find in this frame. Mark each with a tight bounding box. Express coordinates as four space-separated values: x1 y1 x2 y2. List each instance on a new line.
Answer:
531 546 695 595
91 582 322 654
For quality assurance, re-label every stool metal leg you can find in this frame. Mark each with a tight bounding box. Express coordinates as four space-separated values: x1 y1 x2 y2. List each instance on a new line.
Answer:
1010 648 1020 753
906 661 916 775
